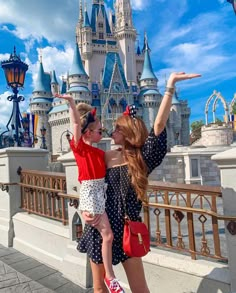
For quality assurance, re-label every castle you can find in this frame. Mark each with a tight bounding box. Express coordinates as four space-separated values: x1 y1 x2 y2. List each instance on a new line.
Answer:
30 0 190 155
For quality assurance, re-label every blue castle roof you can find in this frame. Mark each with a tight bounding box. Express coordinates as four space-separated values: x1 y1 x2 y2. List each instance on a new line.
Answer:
34 62 51 93
51 70 58 84
102 52 128 90
140 35 157 81
69 43 88 76
91 3 111 34
83 10 91 27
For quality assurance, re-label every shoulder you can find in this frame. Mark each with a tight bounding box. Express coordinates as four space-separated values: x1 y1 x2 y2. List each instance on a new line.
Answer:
105 149 117 161
105 149 121 167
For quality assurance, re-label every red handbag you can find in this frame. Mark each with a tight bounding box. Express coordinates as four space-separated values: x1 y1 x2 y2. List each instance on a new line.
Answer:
119 166 150 257
123 218 150 257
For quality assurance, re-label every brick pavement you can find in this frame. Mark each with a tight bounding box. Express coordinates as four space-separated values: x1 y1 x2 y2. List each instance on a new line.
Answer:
0 244 93 293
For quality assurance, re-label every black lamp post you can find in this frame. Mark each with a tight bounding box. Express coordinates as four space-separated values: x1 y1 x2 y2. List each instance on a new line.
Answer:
60 130 72 152
40 126 47 149
0 46 28 148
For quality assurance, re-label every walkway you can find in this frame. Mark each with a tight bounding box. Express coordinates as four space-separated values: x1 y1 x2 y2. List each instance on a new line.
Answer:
0 244 93 293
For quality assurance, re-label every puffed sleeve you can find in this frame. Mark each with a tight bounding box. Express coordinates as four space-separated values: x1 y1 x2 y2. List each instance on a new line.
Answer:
69 137 84 155
141 128 167 174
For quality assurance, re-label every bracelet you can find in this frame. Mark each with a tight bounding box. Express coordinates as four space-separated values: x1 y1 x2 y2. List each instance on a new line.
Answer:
165 86 175 95
164 91 173 97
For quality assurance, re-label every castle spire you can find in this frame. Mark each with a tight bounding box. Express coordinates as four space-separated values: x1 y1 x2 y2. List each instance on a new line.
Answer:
69 42 88 76
140 33 157 81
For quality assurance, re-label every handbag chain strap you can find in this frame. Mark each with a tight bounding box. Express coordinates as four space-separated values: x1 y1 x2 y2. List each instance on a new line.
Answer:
120 166 129 220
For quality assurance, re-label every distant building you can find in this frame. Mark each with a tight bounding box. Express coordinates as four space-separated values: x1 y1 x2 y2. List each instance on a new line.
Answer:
30 0 190 155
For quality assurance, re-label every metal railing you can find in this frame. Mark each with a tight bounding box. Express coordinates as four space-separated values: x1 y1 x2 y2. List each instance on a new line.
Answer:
17 169 236 262
143 181 230 262
18 168 78 225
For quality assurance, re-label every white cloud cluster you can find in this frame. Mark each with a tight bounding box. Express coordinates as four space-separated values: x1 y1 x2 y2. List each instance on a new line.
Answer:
0 0 77 48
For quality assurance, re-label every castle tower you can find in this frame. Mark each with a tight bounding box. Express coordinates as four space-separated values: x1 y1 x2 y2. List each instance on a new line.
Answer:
30 56 53 151
51 70 59 95
115 0 137 84
76 0 116 85
139 34 161 130
67 42 91 105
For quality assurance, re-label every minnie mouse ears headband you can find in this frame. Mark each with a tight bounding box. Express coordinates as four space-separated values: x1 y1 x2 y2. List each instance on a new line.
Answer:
81 108 97 133
123 105 137 119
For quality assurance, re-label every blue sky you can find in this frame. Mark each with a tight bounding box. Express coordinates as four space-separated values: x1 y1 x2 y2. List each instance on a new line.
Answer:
0 0 235 131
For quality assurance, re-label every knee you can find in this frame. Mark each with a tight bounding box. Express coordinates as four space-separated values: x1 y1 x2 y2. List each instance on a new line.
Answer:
102 230 114 244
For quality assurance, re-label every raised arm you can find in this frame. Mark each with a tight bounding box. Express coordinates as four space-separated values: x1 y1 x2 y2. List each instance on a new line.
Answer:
54 94 81 144
154 72 201 136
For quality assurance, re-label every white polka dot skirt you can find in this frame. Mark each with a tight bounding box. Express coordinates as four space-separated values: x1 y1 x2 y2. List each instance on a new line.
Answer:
79 178 107 215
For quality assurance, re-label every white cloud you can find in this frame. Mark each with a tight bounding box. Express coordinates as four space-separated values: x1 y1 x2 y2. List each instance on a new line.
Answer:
29 45 74 90
0 0 77 43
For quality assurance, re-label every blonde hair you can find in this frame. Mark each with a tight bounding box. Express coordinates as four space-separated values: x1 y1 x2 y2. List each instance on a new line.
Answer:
76 103 99 132
115 115 149 201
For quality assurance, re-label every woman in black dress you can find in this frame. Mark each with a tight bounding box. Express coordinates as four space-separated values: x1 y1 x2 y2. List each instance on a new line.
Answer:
80 72 201 292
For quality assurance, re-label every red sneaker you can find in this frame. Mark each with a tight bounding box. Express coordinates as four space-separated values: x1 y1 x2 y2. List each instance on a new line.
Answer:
104 278 125 293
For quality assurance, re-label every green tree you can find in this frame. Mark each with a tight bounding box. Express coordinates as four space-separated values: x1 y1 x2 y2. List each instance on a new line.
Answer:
215 118 222 125
190 120 204 132
232 103 236 114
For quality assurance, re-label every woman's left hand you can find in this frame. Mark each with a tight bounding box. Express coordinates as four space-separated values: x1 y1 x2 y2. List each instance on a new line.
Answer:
167 72 201 88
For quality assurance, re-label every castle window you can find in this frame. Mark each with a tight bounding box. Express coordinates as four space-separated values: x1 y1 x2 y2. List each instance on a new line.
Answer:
99 33 104 39
98 22 103 28
191 158 199 178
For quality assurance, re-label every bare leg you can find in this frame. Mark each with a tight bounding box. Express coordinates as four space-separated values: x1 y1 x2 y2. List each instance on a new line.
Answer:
90 260 109 293
95 212 115 280
122 257 150 293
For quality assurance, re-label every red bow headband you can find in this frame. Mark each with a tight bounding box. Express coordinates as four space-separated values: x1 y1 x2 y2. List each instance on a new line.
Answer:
81 108 97 133
123 105 137 119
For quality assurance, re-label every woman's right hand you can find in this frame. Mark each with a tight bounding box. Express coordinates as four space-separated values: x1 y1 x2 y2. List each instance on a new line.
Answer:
54 93 73 102
166 72 201 88
81 211 101 226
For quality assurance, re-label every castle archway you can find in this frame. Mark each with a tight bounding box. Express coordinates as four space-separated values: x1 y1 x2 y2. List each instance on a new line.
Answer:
205 90 228 125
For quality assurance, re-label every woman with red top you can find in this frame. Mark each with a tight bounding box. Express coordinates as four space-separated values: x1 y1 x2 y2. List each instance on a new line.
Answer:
55 94 125 293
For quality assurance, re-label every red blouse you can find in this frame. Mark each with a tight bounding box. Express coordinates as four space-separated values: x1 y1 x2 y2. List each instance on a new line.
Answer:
70 137 106 182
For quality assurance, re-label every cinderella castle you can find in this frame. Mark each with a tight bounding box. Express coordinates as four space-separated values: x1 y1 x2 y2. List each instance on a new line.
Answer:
30 0 190 155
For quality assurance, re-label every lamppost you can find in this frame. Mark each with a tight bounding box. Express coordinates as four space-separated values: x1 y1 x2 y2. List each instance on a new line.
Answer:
21 114 47 149
60 130 72 152
40 126 47 149
0 46 28 148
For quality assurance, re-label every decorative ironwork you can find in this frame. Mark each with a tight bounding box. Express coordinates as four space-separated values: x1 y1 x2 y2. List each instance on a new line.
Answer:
227 221 236 235
69 199 79 209
0 47 28 148
153 208 161 216
0 183 9 192
173 210 184 223
199 214 207 224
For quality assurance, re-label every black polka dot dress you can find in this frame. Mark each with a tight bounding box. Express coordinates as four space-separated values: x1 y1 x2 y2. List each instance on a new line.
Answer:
77 128 167 265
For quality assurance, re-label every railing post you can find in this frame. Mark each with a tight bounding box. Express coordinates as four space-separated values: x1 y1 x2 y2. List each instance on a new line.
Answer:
0 147 48 247
212 148 236 293
58 151 93 289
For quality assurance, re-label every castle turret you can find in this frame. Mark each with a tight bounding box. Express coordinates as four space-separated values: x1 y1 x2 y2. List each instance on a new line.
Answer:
51 70 59 95
30 56 53 150
68 42 91 105
115 0 137 84
139 34 161 130
81 5 92 66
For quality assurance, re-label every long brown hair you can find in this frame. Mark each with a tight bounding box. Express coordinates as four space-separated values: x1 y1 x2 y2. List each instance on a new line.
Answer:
115 115 149 201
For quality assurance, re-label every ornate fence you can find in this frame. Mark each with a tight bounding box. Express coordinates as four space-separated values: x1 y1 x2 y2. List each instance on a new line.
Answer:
18 168 78 225
18 168 233 262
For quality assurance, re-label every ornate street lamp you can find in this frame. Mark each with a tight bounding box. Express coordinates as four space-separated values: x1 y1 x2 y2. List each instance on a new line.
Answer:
0 46 28 148
60 129 72 152
40 126 47 149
